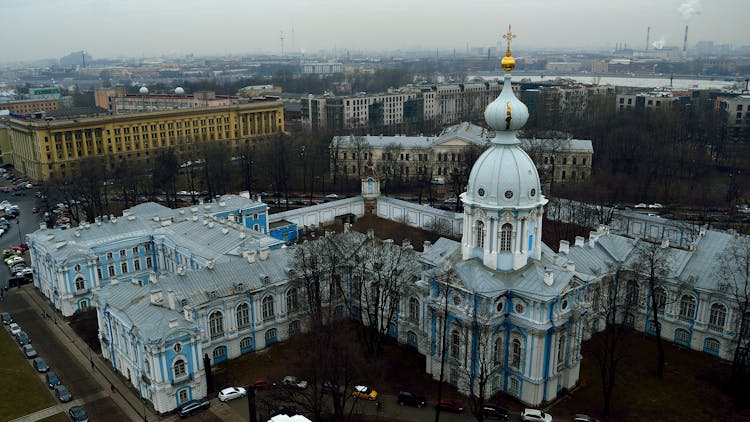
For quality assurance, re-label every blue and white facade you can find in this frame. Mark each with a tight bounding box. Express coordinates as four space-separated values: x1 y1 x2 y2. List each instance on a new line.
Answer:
397 52 589 405
27 194 283 317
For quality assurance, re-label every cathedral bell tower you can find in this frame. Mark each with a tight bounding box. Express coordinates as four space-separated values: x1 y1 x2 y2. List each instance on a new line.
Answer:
460 26 548 271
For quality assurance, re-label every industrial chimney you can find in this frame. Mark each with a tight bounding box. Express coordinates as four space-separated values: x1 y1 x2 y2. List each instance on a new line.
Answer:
646 27 650 51
683 25 689 52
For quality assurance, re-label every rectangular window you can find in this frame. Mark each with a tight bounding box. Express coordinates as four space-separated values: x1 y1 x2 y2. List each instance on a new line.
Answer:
119 249 126 257
108 265 115 277
134 259 141 271
121 262 128 274
96 268 102 279
146 257 153 268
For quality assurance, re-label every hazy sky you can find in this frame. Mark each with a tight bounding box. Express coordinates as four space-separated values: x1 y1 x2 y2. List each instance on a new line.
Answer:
2 0 747 61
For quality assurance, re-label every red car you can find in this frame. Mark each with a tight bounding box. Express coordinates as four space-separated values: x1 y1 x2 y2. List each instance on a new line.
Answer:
251 378 275 390
435 399 464 413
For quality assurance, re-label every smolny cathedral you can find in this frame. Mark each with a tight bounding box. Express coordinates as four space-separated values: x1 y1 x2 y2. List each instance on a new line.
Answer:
26 29 747 413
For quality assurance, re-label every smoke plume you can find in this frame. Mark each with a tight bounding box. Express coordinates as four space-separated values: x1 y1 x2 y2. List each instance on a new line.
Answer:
678 0 702 21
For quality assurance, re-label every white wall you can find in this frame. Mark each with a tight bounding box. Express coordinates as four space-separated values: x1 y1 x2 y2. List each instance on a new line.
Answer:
376 197 463 238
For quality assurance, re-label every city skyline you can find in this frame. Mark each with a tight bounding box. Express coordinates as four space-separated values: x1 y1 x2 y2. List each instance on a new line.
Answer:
2 0 748 62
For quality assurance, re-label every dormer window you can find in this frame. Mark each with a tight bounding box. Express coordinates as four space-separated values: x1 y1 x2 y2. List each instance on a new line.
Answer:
209 291 217 300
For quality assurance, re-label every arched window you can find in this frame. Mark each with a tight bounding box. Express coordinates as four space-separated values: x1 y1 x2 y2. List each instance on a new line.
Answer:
173 359 186 377
679 295 696 321
236 303 250 328
450 329 460 359
74 276 85 291
286 288 299 312
557 333 566 367
208 311 224 338
653 287 667 314
240 337 253 352
144 359 150 376
406 331 418 348
509 377 520 396
674 328 691 345
265 328 278 344
408 297 419 322
709 303 727 331
499 224 512 252
262 296 275 320
626 281 639 304
705 338 720 354
475 221 485 248
493 336 504 366
510 338 522 369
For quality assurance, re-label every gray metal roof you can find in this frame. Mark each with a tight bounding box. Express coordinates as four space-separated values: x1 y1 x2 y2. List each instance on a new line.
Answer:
96 283 196 343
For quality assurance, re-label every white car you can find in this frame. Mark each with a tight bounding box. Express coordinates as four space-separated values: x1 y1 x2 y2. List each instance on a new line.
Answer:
282 376 308 390
521 408 553 422
9 322 21 336
649 203 663 209
634 203 648 208
218 386 247 402
15 268 33 278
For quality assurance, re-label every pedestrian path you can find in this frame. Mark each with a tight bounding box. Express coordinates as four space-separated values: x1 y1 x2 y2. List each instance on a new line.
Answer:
9 390 108 422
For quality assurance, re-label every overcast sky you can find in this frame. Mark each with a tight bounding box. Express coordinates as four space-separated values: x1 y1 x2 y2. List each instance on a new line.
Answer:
2 0 747 61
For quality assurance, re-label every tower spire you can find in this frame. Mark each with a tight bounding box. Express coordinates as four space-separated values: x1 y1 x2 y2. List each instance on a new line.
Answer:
501 24 517 72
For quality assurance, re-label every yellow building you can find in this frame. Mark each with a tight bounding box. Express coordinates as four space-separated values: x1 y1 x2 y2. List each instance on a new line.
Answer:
6 100 284 181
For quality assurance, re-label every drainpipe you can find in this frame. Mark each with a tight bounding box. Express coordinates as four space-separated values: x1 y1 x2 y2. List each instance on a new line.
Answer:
542 297 558 402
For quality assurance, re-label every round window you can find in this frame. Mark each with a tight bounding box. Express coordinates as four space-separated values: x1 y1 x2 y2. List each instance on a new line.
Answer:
514 303 525 314
74 264 81 272
173 343 182 353
453 295 462 306
561 299 569 310
530 188 536 197
496 301 504 312
504 190 514 199
478 188 485 197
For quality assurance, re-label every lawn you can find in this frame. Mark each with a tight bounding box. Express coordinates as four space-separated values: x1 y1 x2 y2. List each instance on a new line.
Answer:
0 327 56 420
38 413 70 422
553 330 747 422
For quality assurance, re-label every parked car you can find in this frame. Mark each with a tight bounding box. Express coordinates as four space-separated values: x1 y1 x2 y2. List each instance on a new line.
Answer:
270 405 299 417
649 203 664 209
250 377 274 390
435 399 464 413
178 397 210 418
634 203 648 208
352 385 378 401
9 322 21 335
15 268 33 278
282 376 308 390
46 371 61 388
572 414 600 422
22 344 38 359
521 408 553 422
55 385 73 402
32 357 49 373
218 386 247 402
397 391 426 408
482 404 511 420
68 406 89 422
1 312 11 325
16 331 31 346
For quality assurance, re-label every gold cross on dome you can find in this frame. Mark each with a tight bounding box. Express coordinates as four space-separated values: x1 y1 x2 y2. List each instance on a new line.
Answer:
502 24 516 53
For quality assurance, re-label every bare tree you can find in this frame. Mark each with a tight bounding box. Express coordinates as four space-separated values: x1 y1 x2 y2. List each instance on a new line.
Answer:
352 238 420 354
587 268 636 416
630 240 671 378
152 149 179 207
719 237 750 392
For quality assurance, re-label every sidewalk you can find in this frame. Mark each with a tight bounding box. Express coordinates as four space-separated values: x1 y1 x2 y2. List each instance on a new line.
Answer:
17 286 164 421
9 391 108 422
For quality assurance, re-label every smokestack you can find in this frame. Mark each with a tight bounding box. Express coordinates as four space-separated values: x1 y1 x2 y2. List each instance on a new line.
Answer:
646 27 650 51
683 25 689 52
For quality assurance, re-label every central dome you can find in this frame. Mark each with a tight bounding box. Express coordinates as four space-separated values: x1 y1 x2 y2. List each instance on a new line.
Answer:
462 145 543 209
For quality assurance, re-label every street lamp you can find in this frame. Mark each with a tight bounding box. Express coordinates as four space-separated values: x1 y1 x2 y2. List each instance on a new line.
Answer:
17 218 22 244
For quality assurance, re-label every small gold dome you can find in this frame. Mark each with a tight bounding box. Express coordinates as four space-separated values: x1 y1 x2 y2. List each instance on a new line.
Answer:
501 54 515 72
